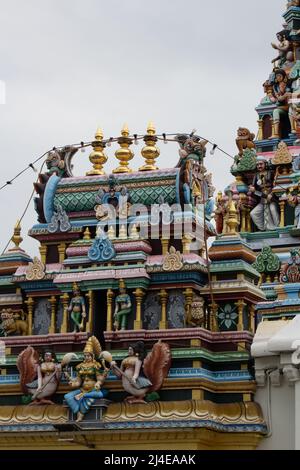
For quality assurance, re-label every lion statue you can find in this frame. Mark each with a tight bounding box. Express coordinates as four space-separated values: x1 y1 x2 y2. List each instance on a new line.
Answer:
236 128 256 156
0 309 28 336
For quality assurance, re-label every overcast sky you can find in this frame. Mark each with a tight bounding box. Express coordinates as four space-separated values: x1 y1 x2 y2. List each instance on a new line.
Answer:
0 0 286 256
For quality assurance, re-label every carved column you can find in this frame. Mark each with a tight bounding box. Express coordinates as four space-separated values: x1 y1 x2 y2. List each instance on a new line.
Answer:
184 288 194 327
159 289 169 330
49 296 57 334
58 243 66 263
241 207 247 233
161 238 169 255
106 289 114 332
279 201 285 228
182 235 191 254
134 288 145 330
39 245 47 264
209 302 219 332
246 209 252 233
257 119 263 141
236 300 246 332
86 290 94 333
249 304 256 334
60 293 69 333
25 297 34 335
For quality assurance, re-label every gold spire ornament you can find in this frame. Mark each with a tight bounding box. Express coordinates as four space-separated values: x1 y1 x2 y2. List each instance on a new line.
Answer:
11 220 23 249
227 200 239 235
86 128 108 176
113 124 134 174
139 122 160 171
83 227 91 240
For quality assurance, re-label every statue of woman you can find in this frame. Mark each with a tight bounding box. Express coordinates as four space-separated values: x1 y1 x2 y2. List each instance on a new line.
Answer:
64 336 110 422
111 341 171 404
287 182 300 228
68 283 86 333
17 348 62 405
113 279 132 331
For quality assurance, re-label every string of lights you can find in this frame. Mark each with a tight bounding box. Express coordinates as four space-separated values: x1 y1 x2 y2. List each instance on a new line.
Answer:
0 131 234 193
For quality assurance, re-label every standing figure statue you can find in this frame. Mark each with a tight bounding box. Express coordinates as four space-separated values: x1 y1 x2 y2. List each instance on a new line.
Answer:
113 279 132 331
68 283 86 333
17 347 74 405
271 31 291 67
250 157 280 231
64 336 111 422
287 182 300 228
269 69 294 138
111 341 171 404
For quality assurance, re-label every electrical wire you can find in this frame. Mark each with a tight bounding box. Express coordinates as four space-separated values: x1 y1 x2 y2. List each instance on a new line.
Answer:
0 132 234 194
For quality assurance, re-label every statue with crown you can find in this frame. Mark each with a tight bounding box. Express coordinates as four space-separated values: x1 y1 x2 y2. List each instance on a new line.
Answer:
68 283 86 333
64 336 112 423
113 279 132 331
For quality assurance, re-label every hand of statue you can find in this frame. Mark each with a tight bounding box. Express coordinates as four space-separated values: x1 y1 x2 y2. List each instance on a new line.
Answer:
94 382 101 391
82 313 86 318
249 185 255 193
271 42 278 49
110 361 117 368
267 194 273 202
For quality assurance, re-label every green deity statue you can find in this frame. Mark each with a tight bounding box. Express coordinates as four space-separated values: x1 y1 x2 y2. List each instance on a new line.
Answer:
68 283 86 333
113 279 132 331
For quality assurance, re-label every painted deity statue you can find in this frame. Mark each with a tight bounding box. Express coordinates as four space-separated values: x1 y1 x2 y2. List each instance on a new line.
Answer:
287 182 300 228
64 336 110 422
68 283 86 333
271 31 291 67
250 158 280 231
111 341 171 404
17 348 61 405
113 279 132 331
269 69 295 138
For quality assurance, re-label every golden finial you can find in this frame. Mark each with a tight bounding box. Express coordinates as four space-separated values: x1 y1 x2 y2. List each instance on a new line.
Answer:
129 224 139 240
119 224 127 239
147 121 156 135
11 220 23 249
121 123 130 137
86 127 107 176
227 200 239 235
108 225 116 239
139 121 160 171
83 227 91 240
113 125 134 174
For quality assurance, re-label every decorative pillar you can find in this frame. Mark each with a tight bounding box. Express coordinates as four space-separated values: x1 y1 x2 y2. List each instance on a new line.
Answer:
58 243 66 263
49 296 57 334
25 296 34 335
182 234 191 254
134 288 145 330
39 245 47 264
236 300 246 332
86 290 94 333
241 207 247 233
279 201 285 228
60 293 69 333
106 289 114 331
246 209 252 233
184 288 194 327
257 119 263 141
159 289 169 330
209 302 219 332
161 238 169 255
249 304 256 334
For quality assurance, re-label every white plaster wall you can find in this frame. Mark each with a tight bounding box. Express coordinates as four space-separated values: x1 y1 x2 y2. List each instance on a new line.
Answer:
256 376 295 450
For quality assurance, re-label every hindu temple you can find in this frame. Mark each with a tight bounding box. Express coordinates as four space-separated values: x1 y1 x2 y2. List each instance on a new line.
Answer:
1 0 300 451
